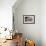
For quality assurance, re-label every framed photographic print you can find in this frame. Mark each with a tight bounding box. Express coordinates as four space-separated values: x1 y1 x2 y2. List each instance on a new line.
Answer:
23 15 35 24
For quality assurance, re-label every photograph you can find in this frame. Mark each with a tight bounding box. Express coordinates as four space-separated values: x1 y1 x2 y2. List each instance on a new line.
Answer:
23 15 35 24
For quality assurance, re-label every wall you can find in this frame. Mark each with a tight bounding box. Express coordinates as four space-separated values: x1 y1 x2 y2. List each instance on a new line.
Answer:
41 0 46 46
0 0 16 29
13 0 41 46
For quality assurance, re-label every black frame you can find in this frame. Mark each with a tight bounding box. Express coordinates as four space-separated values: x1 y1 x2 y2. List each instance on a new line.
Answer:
23 15 35 24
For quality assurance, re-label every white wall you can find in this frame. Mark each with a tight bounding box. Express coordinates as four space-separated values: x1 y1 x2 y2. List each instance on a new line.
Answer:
13 0 41 46
0 0 16 29
13 0 46 46
41 0 46 46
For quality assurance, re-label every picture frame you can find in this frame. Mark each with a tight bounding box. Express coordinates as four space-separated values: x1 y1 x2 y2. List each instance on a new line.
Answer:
23 15 35 24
